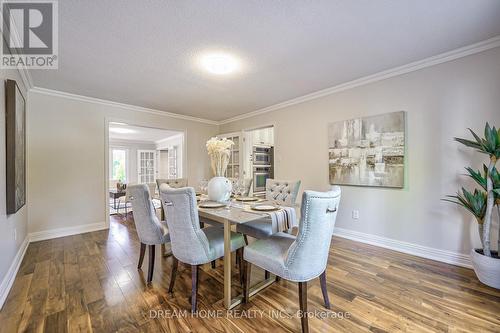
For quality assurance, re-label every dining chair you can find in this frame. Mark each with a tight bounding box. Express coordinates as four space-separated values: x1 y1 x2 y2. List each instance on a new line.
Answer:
156 178 188 189
243 187 341 333
159 185 246 312
117 185 133 218
229 178 253 196
146 182 159 199
128 184 171 284
236 179 301 240
156 178 188 220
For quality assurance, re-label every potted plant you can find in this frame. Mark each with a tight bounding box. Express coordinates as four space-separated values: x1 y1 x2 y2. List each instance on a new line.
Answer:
445 123 500 288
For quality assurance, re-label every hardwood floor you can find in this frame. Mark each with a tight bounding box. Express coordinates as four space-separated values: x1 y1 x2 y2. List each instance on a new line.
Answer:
1 214 499 332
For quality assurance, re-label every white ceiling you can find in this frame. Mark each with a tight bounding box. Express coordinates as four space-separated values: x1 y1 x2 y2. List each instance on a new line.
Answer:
108 123 182 143
31 0 500 121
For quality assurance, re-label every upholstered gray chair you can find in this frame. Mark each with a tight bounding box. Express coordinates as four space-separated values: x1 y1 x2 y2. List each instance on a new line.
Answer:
146 183 158 199
156 178 188 189
229 178 253 196
160 185 246 312
156 178 188 220
236 179 301 239
128 184 171 284
243 187 341 333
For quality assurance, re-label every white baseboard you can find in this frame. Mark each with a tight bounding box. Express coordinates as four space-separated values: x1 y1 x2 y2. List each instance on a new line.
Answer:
333 227 472 269
0 236 29 309
29 222 108 242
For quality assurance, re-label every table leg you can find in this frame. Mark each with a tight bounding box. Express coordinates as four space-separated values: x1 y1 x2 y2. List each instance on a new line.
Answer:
223 219 232 308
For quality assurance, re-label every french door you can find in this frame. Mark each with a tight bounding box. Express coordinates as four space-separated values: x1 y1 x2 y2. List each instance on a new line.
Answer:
138 150 156 184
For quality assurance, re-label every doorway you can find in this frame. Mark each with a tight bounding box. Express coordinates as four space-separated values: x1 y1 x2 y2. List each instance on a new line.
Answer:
107 122 185 219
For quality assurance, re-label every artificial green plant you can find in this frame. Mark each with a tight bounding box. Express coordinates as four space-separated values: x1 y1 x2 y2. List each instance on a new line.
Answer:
444 123 500 257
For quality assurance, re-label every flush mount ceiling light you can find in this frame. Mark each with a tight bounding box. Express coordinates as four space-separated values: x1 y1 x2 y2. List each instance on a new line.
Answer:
109 127 136 134
199 52 240 75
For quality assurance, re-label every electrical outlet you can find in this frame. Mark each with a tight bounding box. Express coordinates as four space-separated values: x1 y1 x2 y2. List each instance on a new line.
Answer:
352 210 359 220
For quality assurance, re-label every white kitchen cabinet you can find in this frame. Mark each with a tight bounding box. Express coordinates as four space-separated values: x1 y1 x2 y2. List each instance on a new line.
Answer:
252 127 274 146
218 132 243 178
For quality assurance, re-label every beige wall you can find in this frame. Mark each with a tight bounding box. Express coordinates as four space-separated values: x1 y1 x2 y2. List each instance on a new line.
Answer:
0 69 29 291
220 47 500 256
27 91 218 234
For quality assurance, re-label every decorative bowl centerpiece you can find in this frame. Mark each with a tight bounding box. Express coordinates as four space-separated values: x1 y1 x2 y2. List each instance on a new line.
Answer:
206 137 234 202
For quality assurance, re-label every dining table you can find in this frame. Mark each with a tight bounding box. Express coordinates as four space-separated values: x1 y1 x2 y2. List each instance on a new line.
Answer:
109 189 126 209
197 196 299 310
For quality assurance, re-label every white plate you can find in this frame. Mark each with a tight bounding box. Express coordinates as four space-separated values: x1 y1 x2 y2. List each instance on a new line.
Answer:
199 201 226 208
251 204 279 211
234 196 259 202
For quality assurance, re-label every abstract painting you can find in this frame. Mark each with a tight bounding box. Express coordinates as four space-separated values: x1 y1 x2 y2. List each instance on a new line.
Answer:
328 111 405 188
5 79 26 214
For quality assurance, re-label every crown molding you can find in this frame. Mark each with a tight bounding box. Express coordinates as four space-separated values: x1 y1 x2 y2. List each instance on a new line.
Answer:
29 87 219 125
219 35 500 125
28 35 500 126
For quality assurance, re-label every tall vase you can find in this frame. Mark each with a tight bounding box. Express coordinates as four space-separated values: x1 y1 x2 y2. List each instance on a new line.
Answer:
207 176 232 202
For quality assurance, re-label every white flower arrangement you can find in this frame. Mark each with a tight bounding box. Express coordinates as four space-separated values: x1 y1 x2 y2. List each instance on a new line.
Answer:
206 137 234 176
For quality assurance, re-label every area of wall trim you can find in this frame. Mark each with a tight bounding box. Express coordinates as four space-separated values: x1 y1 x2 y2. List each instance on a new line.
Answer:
29 222 107 242
219 35 500 124
28 36 500 127
0 237 29 309
333 228 472 268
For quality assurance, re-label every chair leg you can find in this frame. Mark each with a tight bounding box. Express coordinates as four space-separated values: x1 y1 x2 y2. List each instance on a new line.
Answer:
191 265 199 313
319 270 330 309
168 256 178 293
138 243 146 269
243 261 251 303
275 276 281 282
299 281 309 333
265 270 270 279
237 248 244 285
161 243 171 257
199 221 205 228
243 234 249 245
147 245 155 284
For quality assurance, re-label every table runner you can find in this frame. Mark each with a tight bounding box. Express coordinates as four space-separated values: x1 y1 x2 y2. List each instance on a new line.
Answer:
268 206 297 233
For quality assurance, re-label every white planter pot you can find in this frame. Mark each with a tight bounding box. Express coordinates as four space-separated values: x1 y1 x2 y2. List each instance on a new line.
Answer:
470 249 500 289
207 177 232 202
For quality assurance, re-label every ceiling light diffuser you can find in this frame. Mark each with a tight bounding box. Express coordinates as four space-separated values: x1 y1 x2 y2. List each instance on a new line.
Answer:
200 53 239 75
